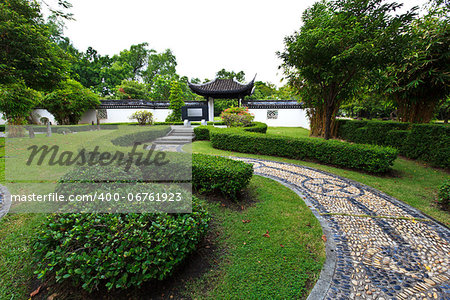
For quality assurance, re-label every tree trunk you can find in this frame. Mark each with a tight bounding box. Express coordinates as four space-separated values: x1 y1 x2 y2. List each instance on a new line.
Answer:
324 105 332 140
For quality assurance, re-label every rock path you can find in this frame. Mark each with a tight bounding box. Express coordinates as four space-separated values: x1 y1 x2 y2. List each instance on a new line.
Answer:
233 157 450 300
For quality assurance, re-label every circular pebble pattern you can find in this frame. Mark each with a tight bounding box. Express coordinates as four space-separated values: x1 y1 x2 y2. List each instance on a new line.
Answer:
233 157 450 300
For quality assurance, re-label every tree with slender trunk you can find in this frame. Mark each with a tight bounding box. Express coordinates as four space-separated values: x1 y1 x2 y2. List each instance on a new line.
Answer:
278 0 415 139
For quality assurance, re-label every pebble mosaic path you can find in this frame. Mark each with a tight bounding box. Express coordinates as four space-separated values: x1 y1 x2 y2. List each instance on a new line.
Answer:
232 157 450 300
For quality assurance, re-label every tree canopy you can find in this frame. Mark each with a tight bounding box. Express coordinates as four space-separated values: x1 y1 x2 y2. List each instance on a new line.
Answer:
279 0 415 138
0 0 70 91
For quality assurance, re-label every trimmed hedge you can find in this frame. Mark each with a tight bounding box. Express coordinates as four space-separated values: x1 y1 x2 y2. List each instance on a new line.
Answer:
192 153 253 199
210 131 398 173
385 130 409 151
193 122 268 141
336 119 410 145
111 126 171 146
402 124 449 168
33 198 210 292
336 119 449 168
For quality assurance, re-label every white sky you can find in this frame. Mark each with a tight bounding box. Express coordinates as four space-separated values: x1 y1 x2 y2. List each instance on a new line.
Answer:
54 0 427 86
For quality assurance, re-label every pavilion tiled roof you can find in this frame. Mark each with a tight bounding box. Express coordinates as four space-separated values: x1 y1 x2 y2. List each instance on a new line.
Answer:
188 77 255 99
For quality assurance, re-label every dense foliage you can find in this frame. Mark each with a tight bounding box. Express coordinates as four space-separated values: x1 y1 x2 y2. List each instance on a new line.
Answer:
279 0 415 139
439 179 449 207
336 119 449 168
129 110 154 125
192 154 253 199
165 81 185 122
209 130 398 173
0 0 69 90
33 198 210 291
116 80 150 100
383 2 450 123
220 106 254 127
42 79 100 125
0 81 41 124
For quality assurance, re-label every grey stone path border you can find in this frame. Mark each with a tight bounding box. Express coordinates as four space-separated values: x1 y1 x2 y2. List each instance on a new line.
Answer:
0 184 11 219
231 157 450 300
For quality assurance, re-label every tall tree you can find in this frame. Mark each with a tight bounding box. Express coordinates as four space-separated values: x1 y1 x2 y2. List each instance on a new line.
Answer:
383 1 449 123
0 0 70 91
166 81 185 121
279 0 415 139
144 49 177 84
43 79 100 125
115 43 152 81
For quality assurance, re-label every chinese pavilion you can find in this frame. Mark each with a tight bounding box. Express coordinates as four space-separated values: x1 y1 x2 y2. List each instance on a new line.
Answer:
188 77 255 121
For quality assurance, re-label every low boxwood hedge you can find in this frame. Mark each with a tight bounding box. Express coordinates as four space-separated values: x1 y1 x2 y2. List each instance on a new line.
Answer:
210 131 398 173
192 153 253 199
33 197 210 292
193 122 268 141
111 126 171 146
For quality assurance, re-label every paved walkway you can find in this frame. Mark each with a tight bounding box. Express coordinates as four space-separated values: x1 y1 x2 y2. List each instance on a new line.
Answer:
233 158 450 300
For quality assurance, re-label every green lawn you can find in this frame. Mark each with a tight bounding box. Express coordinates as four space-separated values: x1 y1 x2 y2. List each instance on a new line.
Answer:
192 130 449 226
267 126 311 139
188 176 325 299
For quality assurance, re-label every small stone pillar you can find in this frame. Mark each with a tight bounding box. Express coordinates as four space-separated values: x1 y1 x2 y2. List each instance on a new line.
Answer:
28 126 35 139
184 120 191 127
201 119 207 126
46 123 51 137
208 97 214 122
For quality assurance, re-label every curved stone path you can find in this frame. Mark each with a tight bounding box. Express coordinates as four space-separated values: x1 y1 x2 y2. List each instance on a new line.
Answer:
233 157 450 300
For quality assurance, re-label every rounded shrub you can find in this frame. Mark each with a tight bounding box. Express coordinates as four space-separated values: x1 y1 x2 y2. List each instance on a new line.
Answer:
33 197 210 292
220 106 254 127
129 110 154 125
192 154 253 199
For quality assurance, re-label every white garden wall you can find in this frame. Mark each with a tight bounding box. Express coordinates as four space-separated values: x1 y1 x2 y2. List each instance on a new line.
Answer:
249 108 309 129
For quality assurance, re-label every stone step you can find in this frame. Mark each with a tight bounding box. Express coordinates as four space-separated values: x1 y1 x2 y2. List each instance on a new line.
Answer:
153 136 193 144
169 132 195 136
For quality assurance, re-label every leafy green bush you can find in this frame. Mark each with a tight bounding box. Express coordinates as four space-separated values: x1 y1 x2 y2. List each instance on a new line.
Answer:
220 106 254 127
129 110 154 125
438 180 450 206
193 122 267 141
210 131 398 173
111 126 171 147
192 154 253 199
33 198 210 292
